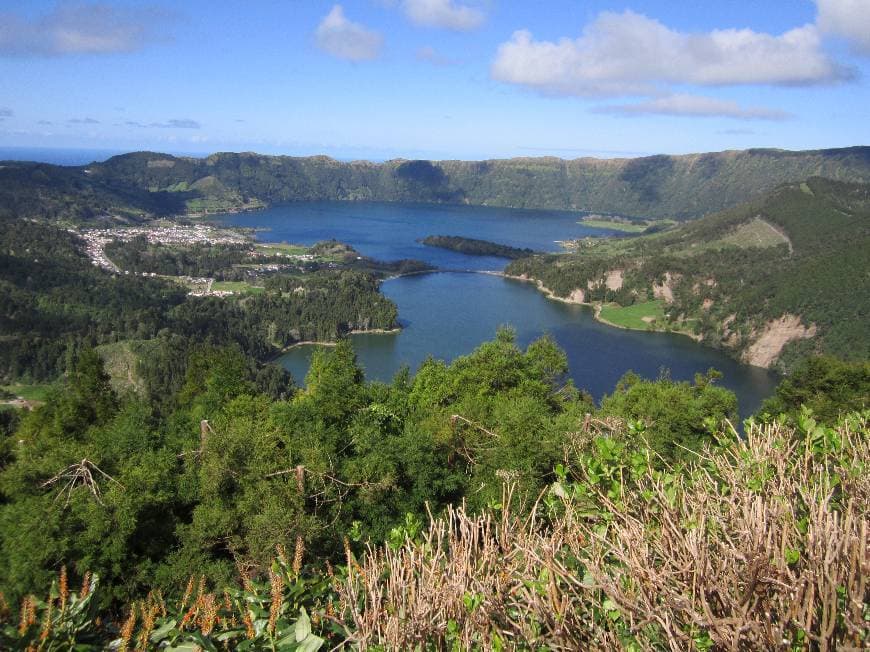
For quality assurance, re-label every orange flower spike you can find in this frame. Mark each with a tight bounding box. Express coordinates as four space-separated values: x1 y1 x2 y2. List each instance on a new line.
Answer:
200 594 218 635
268 569 284 635
80 572 92 600
276 543 288 566
180 575 195 612
242 608 256 640
118 606 136 652
39 597 53 642
18 595 36 635
293 536 305 576
58 566 68 614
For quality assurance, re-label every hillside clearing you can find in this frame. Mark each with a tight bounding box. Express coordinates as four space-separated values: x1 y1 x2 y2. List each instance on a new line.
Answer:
598 300 666 329
0 383 52 402
211 280 266 294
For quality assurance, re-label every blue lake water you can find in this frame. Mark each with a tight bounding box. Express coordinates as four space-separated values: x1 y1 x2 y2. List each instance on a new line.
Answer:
218 201 778 417
220 200 627 271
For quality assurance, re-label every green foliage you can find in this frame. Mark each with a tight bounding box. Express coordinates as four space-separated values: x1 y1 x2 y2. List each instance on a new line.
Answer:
599 370 737 460
0 571 103 650
759 355 870 422
0 330 866 649
0 220 187 382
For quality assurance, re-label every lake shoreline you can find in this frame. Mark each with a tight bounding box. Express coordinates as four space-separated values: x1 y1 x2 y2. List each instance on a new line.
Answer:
277 327 402 353
495 272 704 343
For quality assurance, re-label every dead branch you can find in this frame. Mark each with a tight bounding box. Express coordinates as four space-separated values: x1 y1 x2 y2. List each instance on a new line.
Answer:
42 458 124 507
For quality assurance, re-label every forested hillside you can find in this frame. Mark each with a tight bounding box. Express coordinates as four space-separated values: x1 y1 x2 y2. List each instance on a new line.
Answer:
507 177 870 371
0 221 398 385
2 146 870 223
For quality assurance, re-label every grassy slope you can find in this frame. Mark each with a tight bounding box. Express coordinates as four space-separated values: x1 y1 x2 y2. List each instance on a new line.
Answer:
94 340 165 394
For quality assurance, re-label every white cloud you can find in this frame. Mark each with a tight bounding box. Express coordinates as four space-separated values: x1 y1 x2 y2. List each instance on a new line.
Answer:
815 0 870 55
491 10 850 97
401 0 484 31
68 117 100 124
153 118 200 129
124 118 201 129
315 5 383 61
0 107 12 119
0 2 172 56
596 94 792 121
718 128 756 136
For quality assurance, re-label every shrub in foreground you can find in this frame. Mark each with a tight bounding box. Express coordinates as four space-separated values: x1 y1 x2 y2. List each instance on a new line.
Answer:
1 412 867 650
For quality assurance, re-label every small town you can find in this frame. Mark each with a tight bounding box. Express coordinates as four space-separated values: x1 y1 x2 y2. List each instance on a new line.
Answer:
72 223 250 273
70 224 315 295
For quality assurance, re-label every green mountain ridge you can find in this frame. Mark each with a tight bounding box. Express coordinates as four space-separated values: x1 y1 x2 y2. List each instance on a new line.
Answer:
506 177 870 371
2 146 870 222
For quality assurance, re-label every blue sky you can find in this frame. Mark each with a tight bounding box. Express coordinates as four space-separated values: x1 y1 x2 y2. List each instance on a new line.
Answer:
1 0 868 160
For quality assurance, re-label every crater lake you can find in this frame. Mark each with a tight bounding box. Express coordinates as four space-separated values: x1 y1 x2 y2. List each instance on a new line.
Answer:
217 201 778 417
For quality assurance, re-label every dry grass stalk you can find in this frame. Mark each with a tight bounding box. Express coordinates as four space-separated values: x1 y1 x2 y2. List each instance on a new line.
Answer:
336 419 869 651
583 419 869 651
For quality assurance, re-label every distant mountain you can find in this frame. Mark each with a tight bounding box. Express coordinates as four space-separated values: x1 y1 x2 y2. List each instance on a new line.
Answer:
2 146 870 223
506 177 870 370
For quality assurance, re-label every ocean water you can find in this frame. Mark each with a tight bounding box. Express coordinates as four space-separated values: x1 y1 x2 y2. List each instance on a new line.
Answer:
0 147 126 166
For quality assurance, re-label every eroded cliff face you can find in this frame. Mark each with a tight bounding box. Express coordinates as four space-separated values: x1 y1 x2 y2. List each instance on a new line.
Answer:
604 269 624 291
741 315 817 368
652 272 680 304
